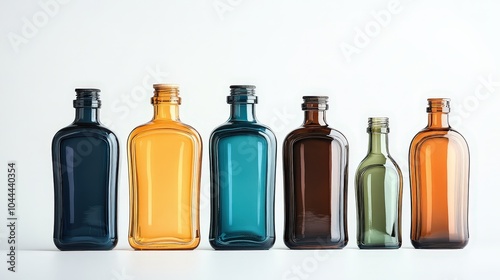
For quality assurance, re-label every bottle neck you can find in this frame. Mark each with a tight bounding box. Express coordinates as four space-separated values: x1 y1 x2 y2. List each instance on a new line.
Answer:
367 132 389 155
427 112 450 129
74 107 100 124
153 103 180 121
303 110 328 126
151 84 181 122
229 103 256 122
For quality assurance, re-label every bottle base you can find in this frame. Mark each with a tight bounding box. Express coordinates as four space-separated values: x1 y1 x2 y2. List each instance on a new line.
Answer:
357 243 401 249
54 237 117 251
209 237 275 250
129 237 200 250
411 239 468 249
285 239 347 250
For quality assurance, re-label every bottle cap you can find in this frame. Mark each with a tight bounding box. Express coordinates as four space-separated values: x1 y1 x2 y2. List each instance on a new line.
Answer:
427 98 450 113
227 85 258 104
302 96 328 110
73 88 101 108
152 84 181 104
367 117 389 133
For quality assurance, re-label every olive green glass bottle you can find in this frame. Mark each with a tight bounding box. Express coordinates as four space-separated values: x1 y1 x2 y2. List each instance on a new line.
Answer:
355 117 402 249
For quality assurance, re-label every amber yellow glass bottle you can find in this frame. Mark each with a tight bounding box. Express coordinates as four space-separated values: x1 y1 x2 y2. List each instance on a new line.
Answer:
128 84 202 250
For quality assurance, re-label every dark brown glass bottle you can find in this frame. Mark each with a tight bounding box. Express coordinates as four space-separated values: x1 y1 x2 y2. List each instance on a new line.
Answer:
283 96 349 249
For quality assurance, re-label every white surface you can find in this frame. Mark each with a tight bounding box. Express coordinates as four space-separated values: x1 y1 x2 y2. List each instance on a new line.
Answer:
1 245 497 280
1 0 499 279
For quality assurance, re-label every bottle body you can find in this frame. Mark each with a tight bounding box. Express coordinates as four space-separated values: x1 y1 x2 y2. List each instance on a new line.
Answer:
128 84 202 250
355 118 402 249
283 97 348 249
209 85 276 250
52 89 119 250
409 98 469 249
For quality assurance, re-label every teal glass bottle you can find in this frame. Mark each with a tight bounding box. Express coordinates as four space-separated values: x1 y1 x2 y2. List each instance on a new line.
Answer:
355 117 402 249
52 89 119 250
209 85 277 250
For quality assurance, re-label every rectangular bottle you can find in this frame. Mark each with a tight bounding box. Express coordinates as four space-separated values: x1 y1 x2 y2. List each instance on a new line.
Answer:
52 88 119 250
209 85 277 250
355 117 402 249
409 98 470 249
128 84 202 250
283 96 349 249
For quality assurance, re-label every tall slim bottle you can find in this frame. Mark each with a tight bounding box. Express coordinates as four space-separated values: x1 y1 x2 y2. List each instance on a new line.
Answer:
283 96 349 249
409 98 470 249
209 85 277 250
355 117 402 249
52 88 119 250
128 84 202 250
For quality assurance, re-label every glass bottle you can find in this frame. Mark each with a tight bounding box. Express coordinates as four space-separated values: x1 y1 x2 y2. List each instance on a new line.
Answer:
209 85 277 250
52 88 119 250
355 117 402 249
409 98 470 249
283 96 349 249
128 84 202 250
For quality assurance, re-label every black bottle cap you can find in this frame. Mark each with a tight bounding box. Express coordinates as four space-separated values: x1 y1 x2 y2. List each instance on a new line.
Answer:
74 88 101 108
227 85 257 104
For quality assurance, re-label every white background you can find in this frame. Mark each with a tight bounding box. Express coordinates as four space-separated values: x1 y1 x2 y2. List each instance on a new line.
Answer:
1 0 499 279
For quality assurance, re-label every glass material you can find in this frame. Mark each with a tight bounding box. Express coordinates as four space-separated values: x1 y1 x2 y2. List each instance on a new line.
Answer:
209 85 277 250
52 88 119 250
355 117 402 249
409 98 470 249
128 84 202 250
283 96 349 249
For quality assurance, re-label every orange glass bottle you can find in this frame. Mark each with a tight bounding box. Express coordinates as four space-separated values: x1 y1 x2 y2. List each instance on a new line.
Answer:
128 84 202 250
409 98 469 249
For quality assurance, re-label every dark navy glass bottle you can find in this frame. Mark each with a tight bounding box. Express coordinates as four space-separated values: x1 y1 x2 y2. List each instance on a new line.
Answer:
52 89 119 250
209 85 277 250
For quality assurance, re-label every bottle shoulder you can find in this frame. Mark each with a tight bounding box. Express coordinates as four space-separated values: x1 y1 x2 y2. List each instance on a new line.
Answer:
211 121 276 139
53 124 117 142
129 121 201 142
284 126 348 145
410 127 468 148
355 156 402 186
356 153 401 174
